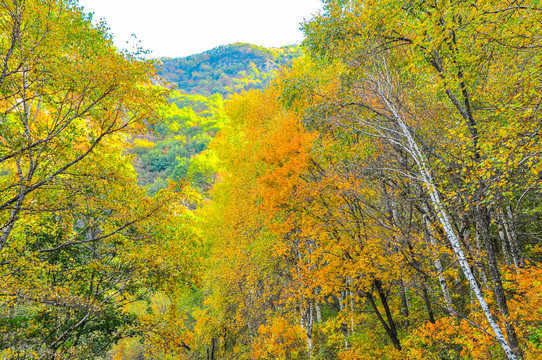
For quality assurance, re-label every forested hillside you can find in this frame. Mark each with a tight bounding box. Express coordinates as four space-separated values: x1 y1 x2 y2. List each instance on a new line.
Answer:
131 92 226 193
135 43 299 193
132 43 301 194
2 1 542 360
158 43 301 96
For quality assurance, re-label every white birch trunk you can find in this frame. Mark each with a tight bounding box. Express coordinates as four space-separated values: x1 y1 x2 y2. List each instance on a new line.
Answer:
423 214 454 312
379 93 519 360
300 300 314 358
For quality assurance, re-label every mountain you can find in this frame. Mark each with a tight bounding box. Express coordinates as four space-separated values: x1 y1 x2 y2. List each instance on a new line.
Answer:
157 43 302 96
135 43 302 194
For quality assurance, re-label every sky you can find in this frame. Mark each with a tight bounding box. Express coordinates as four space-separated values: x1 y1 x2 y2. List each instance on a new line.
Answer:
77 0 324 59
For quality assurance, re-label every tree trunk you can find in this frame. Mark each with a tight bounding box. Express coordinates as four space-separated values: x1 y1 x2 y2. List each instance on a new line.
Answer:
420 280 436 324
423 212 454 312
475 206 523 358
399 278 410 331
365 288 402 351
339 290 350 350
504 205 523 268
378 89 520 360
300 299 314 357
497 212 513 266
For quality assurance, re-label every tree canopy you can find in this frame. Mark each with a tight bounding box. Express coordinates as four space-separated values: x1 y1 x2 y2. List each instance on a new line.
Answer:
158 43 302 96
2 1 542 359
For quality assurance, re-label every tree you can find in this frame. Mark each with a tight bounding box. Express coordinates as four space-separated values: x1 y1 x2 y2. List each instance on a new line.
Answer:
301 1 542 358
0 1 178 358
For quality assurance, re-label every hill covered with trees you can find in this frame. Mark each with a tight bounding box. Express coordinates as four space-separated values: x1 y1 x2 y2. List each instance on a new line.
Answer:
131 92 226 194
158 43 301 96
135 43 302 194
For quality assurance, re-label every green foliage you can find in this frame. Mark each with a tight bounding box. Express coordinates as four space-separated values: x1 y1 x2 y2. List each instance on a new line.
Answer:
0 1 195 358
158 43 302 96
131 92 226 193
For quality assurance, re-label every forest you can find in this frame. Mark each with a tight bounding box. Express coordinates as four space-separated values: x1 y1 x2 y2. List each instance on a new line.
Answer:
158 43 302 96
1 0 542 359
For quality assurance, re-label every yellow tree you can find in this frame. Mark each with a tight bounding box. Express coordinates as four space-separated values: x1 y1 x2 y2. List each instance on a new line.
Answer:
0 1 180 358
302 1 542 358
0 0 165 251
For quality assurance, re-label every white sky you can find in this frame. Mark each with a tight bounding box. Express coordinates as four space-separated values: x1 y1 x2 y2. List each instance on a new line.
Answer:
77 0 323 58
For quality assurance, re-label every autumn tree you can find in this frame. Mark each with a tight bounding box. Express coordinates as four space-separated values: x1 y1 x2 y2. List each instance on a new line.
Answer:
187 1 542 359
0 1 189 358
300 1 542 358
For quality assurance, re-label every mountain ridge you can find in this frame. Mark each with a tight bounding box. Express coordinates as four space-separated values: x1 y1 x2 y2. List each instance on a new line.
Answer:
157 42 302 96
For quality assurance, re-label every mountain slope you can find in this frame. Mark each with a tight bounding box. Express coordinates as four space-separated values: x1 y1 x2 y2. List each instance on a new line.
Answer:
158 43 301 96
